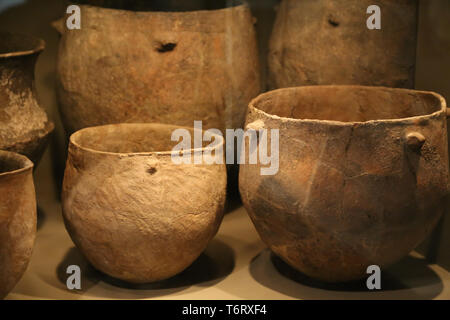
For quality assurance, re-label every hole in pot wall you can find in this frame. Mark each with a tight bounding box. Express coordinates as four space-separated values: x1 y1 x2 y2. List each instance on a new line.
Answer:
328 18 339 27
327 14 339 27
147 167 157 174
156 42 177 53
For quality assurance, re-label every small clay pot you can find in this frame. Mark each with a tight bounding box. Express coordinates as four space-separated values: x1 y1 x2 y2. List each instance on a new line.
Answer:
268 0 418 89
62 123 227 283
54 0 260 134
0 151 36 298
240 86 450 283
0 32 54 165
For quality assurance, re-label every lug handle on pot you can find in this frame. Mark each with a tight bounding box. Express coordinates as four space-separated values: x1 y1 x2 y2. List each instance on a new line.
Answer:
246 119 265 131
405 132 426 151
245 120 266 145
51 18 65 35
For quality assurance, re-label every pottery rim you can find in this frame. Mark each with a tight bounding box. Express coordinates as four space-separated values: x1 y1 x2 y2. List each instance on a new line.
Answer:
248 85 448 127
0 150 34 177
73 0 247 14
0 32 45 59
5 121 55 146
69 123 225 158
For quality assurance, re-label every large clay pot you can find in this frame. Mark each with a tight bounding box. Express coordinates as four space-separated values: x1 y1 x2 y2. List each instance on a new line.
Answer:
268 0 419 89
240 86 450 282
62 123 227 283
54 0 260 134
0 32 54 165
0 151 36 298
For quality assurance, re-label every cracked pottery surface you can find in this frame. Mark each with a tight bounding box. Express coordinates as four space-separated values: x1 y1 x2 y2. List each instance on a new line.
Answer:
55 1 261 134
0 32 54 165
268 0 418 89
0 151 36 298
62 123 227 283
240 85 450 282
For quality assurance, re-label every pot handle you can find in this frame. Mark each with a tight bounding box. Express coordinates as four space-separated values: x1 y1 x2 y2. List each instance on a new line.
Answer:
245 120 266 145
405 132 426 152
51 18 65 35
246 120 265 131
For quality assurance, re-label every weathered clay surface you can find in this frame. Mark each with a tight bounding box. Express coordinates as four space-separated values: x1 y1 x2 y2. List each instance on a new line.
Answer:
0 151 36 298
0 32 54 165
62 123 227 283
240 86 450 282
55 1 260 134
268 0 418 89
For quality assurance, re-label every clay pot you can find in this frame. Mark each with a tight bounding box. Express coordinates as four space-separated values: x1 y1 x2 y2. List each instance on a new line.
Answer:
62 123 227 283
268 0 418 89
0 32 54 165
239 86 450 283
0 151 36 298
54 1 260 134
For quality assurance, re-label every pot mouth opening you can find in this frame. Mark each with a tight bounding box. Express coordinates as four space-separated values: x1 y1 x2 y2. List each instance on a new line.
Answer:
0 151 33 176
70 123 225 156
0 32 45 59
74 0 245 12
250 86 446 125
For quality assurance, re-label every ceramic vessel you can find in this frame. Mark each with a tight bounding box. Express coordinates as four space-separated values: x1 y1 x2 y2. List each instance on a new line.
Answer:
240 86 449 282
268 0 418 89
0 151 36 298
54 1 260 134
62 123 227 283
0 32 54 165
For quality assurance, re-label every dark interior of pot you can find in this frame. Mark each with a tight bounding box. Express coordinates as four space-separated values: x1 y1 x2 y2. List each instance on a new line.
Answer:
74 0 244 11
0 152 32 174
72 124 222 154
0 32 44 56
253 87 443 122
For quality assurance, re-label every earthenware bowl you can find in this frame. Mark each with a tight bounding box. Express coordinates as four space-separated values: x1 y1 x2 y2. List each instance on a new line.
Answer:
0 32 54 165
54 0 260 134
240 85 449 282
62 123 227 283
268 0 418 89
0 151 36 298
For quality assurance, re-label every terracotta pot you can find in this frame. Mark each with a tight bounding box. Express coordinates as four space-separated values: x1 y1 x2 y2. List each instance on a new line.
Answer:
0 151 36 298
0 32 54 165
54 1 260 134
62 123 227 283
239 86 450 282
268 0 418 89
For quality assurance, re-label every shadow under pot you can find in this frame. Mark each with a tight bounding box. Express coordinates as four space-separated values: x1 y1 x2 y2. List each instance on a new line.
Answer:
268 0 418 89
0 32 54 165
62 123 227 283
0 151 36 299
54 0 260 134
239 85 450 283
